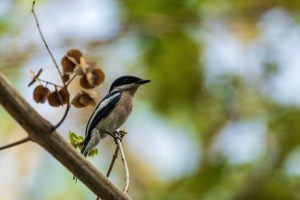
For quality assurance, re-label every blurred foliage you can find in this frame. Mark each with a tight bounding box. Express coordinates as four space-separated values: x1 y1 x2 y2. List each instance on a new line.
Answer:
118 0 300 199
2 0 300 199
142 31 203 115
69 130 98 157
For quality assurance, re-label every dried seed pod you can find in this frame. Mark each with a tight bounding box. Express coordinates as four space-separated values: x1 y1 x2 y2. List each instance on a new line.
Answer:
92 68 105 86
61 56 76 73
67 49 82 64
58 88 70 104
33 85 50 103
48 91 62 107
79 57 89 74
71 96 84 108
84 90 99 101
72 91 97 108
62 74 70 83
78 94 92 106
80 69 105 89
28 69 43 87
86 72 95 87
80 75 94 89
74 64 84 76
86 61 97 69
48 88 69 107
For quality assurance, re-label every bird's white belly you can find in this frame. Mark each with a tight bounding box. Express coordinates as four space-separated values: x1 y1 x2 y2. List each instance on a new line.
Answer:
96 93 132 137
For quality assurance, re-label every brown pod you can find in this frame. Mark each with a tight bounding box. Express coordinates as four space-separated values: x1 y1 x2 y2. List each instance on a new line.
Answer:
78 94 92 106
72 91 96 108
62 74 70 83
80 75 94 89
48 88 69 107
61 56 76 73
48 91 62 107
72 94 85 108
67 49 82 64
58 88 70 104
92 68 105 86
33 85 50 103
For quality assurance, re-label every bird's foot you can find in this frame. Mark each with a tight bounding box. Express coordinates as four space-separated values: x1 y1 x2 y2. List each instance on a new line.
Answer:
112 131 122 141
104 130 122 142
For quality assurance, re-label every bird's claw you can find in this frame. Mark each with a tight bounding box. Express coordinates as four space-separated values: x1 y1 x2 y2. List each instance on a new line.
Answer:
112 131 122 141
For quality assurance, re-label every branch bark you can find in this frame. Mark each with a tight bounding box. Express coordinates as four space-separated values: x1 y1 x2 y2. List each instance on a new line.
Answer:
0 73 130 200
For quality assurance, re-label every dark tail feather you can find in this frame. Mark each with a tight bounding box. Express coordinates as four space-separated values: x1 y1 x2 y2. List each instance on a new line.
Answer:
81 146 88 157
81 138 89 157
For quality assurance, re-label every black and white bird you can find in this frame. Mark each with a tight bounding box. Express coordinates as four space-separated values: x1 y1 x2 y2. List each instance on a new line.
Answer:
81 75 150 157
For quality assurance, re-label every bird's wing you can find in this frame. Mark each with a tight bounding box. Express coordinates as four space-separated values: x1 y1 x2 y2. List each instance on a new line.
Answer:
85 91 122 136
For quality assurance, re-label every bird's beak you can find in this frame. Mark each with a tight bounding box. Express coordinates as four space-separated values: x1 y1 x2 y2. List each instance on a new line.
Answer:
138 79 151 85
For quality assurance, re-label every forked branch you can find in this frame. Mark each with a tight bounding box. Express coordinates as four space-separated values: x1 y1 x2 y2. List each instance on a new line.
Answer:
0 137 31 151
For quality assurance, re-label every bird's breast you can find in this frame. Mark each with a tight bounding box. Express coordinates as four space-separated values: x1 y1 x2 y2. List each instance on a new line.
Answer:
96 92 133 134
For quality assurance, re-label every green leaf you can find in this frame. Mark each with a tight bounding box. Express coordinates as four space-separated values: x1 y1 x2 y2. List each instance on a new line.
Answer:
88 147 98 158
69 130 84 150
69 130 98 158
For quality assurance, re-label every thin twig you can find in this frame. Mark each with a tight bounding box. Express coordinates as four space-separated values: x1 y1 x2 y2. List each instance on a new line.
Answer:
54 74 76 130
106 146 120 177
52 86 71 131
106 133 124 177
96 132 127 199
97 136 121 200
32 0 71 130
53 103 71 130
96 147 120 200
116 138 130 192
0 137 31 151
66 74 77 87
38 78 63 88
31 1 64 85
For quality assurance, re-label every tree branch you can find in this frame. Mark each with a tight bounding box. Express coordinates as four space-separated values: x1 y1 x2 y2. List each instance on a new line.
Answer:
0 73 130 200
0 137 31 151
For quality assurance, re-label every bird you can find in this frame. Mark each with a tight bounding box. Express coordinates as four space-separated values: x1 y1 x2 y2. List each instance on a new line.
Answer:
81 75 150 157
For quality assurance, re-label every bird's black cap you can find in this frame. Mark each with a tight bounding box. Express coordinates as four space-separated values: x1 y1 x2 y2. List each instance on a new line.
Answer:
109 76 150 92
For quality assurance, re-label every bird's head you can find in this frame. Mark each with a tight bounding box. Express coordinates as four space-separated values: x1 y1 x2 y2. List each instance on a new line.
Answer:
109 76 150 94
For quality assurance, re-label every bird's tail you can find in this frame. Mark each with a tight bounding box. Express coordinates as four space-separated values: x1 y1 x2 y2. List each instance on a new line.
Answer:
81 138 89 157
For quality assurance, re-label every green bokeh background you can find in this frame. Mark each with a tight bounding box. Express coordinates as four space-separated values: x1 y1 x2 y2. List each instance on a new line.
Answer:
1 0 300 199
